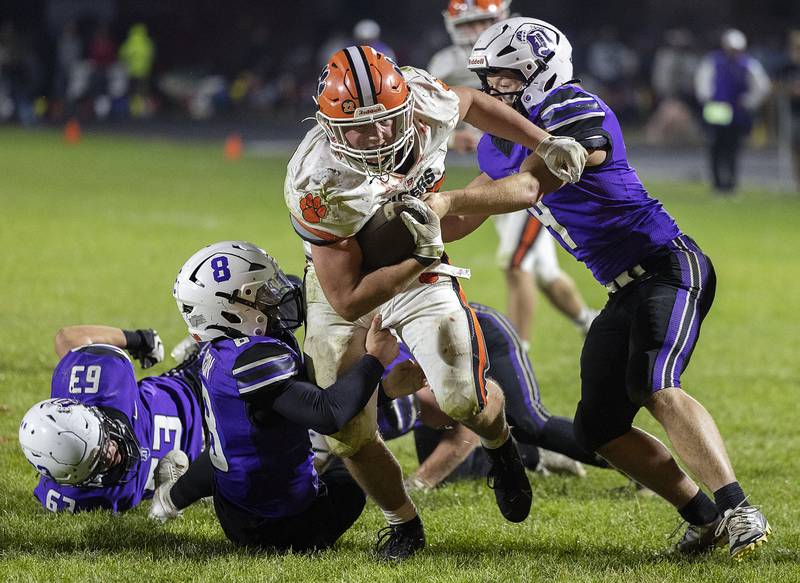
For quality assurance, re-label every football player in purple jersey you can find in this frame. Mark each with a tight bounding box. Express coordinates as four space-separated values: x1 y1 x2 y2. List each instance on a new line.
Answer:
155 241 399 554
18 326 205 514
423 17 770 560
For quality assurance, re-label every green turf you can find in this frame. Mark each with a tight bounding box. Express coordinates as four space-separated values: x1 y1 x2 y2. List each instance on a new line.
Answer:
0 127 798 582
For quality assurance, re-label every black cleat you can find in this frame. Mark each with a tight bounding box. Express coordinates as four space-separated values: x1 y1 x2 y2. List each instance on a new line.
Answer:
375 516 426 562
485 438 533 523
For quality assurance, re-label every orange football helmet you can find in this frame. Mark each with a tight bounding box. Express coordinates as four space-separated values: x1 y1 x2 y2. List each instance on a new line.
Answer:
443 0 511 47
315 45 415 178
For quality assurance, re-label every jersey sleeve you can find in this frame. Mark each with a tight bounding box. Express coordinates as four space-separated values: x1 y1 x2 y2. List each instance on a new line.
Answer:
232 339 300 398
51 344 138 417
536 85 611 151
404 66 460 133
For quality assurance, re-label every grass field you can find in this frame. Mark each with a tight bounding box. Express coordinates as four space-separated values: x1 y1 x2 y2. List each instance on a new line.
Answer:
0 127 798 582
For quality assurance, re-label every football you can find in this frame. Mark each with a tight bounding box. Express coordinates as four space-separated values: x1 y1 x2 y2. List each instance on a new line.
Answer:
356 200 426 271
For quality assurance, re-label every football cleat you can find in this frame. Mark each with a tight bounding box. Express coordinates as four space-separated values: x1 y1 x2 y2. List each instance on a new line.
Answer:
375 516 426 562
715 504 771 561
537 448 587 478
485 438 533 523
149 449 189 523
670 516 726 555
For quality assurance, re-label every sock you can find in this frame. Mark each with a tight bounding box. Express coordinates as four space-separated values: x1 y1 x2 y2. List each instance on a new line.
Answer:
480 425 510 450
170 449 214 510
573 307 591 326
678 490 719 526
382 499 418 526
714 481 749 515
521 340 531 353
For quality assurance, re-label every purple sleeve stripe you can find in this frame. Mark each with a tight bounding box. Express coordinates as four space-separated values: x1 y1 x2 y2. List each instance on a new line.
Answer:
236 360 298 390
541 102 603 127
545 111 606 132
540 96 598 118
238 370 298 394
232 354 294 375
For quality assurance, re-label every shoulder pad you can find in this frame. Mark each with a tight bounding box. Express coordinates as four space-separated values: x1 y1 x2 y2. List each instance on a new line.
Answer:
72 344 131 362
231 337 300 396
537 85 605 132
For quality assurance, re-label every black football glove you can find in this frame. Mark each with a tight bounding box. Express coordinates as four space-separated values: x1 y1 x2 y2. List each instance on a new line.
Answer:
123 328 165 369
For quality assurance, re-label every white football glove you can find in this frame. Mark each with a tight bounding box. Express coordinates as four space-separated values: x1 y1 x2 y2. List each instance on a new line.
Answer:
399 197 444 266
535 135 588 183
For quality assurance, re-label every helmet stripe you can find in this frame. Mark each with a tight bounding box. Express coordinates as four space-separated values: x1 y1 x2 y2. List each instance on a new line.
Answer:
344 46 375 107
356 45 378 104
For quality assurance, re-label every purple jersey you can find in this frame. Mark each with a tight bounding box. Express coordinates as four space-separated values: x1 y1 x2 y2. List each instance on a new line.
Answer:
34 344 204 513
477 84 681 284
200 334 317 518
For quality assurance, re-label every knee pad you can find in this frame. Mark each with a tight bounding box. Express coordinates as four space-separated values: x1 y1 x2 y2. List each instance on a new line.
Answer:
573 400 634 453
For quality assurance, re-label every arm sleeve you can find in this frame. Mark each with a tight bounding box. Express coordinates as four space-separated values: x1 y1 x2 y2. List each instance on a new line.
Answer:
266 354 385 434
743 58 772 110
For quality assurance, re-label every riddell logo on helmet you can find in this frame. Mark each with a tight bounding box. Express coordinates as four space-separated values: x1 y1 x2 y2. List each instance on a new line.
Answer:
354 104 386 117
468 56 487 67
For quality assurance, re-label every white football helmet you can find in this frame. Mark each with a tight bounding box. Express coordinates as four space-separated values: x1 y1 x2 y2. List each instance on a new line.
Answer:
19 398 140 487
468 17 573 110
173 241 304 342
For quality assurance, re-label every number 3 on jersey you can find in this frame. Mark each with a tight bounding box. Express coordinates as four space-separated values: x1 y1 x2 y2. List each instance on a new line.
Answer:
201 384 229 471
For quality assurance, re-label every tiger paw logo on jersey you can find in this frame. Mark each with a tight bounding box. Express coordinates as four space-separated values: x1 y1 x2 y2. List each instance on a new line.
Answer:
300 192 328 224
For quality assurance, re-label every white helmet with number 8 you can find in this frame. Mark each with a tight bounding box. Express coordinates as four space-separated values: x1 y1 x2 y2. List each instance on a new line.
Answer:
173 241 304 342
468 17 573 110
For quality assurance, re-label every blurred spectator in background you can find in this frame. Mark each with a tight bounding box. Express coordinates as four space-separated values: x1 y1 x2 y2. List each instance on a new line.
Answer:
0 22 42 125
54 21 81 117
585 26 639 118
646 29 702 145
695 28 771 194
119 23 155 117
86 23 119 119
778 30 800 189
353 19 395 61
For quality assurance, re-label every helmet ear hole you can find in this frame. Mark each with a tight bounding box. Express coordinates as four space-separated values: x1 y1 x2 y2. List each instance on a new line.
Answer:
543 74 557 92
221 311 242 324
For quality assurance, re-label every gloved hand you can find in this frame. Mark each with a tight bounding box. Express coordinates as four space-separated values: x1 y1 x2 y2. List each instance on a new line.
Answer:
399 196 444 266
123 329 165 369
535 135 588 183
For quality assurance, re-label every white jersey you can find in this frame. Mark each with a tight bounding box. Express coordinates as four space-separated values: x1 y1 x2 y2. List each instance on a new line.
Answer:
427 45 481 89
285 66 460 246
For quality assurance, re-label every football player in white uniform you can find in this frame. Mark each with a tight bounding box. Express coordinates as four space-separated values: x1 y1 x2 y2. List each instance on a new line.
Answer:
429 0 598 347
284 45 587 561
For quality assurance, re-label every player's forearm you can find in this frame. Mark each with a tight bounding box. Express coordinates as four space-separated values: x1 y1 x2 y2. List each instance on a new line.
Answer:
272 355 384 434
456 87 549 151
441 214 490 242
332 259 426 321
54 325 126 357
442 172 543 216
413 425 480 488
